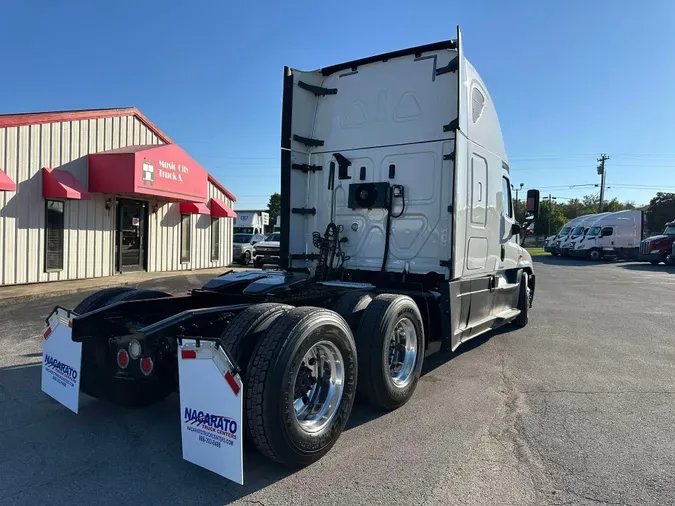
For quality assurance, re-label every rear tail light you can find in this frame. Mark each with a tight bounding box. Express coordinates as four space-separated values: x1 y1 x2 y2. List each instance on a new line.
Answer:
117 349 129 369
140 357 154 376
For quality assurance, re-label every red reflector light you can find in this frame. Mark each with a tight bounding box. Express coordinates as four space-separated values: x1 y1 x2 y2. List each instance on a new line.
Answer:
43 327 52 340
67 320 72 328
224 371 240 396
140 357 153 376
117 349 129 369
181 349 197 360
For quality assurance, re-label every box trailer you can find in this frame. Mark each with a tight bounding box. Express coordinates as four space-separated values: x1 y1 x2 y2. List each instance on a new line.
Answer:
234 210 269 235
41 27 539 485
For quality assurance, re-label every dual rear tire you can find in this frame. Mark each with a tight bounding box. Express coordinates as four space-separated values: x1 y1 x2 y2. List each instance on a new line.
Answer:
221 304 357 467
221 293 425 467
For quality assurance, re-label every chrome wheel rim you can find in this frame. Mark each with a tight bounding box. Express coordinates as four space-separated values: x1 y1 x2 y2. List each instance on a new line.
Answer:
389 317 417 389
524 274 531 307
292 340 344 434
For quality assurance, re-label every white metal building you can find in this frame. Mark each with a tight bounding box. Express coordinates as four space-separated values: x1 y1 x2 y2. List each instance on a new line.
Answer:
0 108 237 286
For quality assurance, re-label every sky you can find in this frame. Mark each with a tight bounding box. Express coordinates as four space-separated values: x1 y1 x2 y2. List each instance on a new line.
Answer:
1 0 674 209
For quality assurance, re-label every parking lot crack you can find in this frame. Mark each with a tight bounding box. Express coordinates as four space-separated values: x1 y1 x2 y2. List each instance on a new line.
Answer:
488 352 556 504
565 489 634 506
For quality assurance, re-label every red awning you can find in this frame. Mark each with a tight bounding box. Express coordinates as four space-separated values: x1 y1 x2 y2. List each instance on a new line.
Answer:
179 202 210 215
210 198 236 218
0 169 16 192
88 144 208 202
42 168 90 200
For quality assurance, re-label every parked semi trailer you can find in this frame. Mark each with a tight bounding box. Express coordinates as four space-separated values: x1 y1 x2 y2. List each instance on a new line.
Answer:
41 27 540 484
569 210 644 260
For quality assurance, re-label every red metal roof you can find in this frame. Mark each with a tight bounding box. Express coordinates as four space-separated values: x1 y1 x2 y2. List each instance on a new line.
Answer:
0 108 236 202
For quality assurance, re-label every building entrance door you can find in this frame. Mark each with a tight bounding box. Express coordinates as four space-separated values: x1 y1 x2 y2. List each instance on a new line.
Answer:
116 199 148 272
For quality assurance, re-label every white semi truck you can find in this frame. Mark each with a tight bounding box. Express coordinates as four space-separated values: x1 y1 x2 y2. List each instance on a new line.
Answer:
544 215 586 256
569 210 644 260
41 28 540 485
558 213 610 256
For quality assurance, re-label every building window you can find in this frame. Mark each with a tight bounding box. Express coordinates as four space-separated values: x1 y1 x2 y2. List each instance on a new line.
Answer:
180 214 191 263
211 217 220 261
45 200 65 271
501 177 513 218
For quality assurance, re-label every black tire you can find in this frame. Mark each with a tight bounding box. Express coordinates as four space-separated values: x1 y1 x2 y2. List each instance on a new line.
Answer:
550 251 559 257
588 248 601 261
650 260 661 265
355 294 425 410
220 303 293 377
246 307 357 467
79 288 173 408
74 286 136 314
512 273 529 328
253 259 264 268
243 251 252 265
331 291 373 334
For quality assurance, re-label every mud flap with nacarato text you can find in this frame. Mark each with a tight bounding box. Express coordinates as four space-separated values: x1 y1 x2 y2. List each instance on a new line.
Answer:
178 340 244 484
41 307 82 414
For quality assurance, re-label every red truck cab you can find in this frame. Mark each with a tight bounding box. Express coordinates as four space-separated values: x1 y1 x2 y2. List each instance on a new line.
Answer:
638 220 675 264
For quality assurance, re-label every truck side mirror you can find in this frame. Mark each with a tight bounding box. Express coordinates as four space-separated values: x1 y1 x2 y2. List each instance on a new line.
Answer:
511 223 521 236
525 190 540 219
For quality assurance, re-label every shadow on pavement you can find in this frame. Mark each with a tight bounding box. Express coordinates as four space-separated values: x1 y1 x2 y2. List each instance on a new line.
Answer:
0 362 293 505
533 255 607 267
620 263 675 274
0 319 516 505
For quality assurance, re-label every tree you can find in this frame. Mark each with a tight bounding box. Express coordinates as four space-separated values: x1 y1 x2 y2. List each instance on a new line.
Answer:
267 192 281 226
602 198 626 212
646 192 675 235
534 200 567 236
562 199 586 219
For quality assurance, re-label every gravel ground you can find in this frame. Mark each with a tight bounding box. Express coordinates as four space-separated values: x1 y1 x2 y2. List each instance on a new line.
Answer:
1 259 674 506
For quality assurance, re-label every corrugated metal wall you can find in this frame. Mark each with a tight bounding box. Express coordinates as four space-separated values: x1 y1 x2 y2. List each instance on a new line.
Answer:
0 114 233 286
147 182 233 272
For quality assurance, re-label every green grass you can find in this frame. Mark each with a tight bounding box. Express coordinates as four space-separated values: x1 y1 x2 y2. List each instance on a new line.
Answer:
526 248 548 256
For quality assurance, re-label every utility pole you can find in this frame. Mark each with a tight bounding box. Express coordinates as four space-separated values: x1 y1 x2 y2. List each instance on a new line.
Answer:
547 194 557 236
597 154 609 212
511 182 524 218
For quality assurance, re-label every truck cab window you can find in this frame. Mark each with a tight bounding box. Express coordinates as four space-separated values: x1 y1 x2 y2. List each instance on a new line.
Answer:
501 177 513 218
601 226 613 237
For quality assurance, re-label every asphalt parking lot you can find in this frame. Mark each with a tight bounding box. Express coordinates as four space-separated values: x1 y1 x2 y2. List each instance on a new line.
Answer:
1 259 674 506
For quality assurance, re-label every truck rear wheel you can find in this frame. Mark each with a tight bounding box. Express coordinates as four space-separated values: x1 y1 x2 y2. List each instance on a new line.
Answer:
512 273 530 328
73 286 136 314
245 307 357 467
77 288 173 407
588 248 601 261
355 294 425 410
220 303 292 376
331 291 373 334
